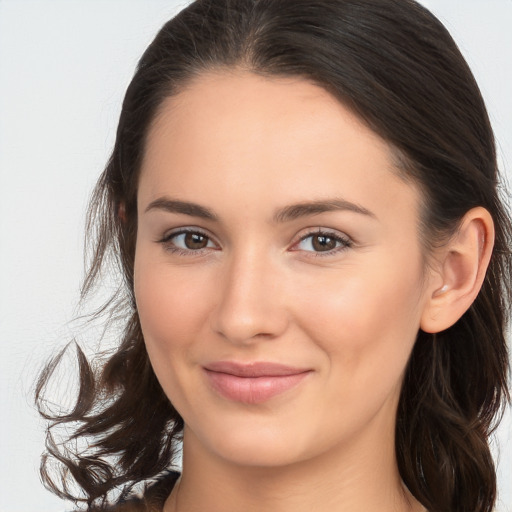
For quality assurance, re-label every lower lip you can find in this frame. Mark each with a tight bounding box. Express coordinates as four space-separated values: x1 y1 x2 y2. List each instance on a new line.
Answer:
204 370 311 404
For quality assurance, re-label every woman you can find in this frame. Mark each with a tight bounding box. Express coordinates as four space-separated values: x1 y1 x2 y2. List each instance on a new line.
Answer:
36 1 511 511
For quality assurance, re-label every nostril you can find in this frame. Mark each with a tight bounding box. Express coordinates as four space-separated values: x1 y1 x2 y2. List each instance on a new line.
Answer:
209 257 289 344
210 297 288 345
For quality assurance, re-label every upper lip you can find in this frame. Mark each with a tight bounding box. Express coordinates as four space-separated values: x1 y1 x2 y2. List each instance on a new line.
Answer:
203 361 311 377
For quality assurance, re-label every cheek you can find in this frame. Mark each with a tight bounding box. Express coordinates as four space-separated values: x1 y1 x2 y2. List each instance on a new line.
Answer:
134 252 219 413
134 252 214 355
291 255 424 378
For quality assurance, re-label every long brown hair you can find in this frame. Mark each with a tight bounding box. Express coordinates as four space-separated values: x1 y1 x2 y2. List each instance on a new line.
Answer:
36 1 512 511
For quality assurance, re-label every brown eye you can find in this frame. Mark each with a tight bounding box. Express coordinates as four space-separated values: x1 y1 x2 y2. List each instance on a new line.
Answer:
184 232 209 249
311 234 338 252
159 230 216 254
293 230 352 255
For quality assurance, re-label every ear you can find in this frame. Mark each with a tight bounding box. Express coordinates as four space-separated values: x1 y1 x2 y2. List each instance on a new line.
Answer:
118 202 127 223
420 207 494 333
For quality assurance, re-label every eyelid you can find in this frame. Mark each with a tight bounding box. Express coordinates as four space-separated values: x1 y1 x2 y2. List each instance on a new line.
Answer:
156 226 353 257
158 225 213 241
157 226 220 254
290 228 353 256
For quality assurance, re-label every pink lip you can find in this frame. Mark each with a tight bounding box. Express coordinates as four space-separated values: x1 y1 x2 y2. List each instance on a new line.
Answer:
203 361 312 404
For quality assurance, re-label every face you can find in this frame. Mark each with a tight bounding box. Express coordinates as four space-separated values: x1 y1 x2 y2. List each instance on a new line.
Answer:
134 71 433 469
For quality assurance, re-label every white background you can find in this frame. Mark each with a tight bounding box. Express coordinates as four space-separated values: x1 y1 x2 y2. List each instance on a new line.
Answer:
0 1 510 511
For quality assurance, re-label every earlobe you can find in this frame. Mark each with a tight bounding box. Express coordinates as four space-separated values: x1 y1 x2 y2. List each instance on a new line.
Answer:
420 207 494 334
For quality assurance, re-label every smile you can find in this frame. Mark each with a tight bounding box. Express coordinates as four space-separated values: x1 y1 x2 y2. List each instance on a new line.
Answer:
203 361 312 404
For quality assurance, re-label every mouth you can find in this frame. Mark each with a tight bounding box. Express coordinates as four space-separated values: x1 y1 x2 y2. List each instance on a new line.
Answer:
202 361 312 404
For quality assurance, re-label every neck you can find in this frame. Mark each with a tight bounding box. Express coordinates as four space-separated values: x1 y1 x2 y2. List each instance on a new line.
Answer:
164 423 423 512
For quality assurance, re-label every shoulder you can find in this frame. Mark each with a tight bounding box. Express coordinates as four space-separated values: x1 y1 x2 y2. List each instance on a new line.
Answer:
86 471 180 512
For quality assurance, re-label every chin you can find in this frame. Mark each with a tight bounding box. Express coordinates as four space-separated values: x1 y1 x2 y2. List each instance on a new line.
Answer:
183 418 306 467
215 439 310 469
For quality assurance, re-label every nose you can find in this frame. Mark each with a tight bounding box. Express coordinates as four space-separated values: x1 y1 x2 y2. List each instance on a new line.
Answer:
210 250 289 345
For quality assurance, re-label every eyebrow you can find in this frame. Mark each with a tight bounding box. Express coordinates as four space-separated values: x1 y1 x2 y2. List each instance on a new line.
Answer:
273 198 376 223
145 198 218 220
144 196 376 222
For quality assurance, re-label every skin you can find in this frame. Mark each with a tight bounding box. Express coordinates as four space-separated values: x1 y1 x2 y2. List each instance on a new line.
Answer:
133 71 491 512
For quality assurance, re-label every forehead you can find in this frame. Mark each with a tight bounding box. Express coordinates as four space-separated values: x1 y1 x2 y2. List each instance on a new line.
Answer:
139 70 420 227
144 71 390 172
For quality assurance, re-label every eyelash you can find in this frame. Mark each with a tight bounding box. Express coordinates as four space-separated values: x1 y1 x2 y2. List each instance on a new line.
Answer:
157 228 218 256
157 228 353 257
292 229 353 257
